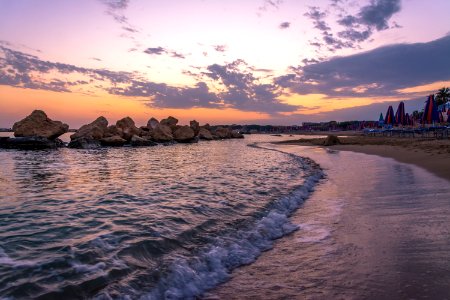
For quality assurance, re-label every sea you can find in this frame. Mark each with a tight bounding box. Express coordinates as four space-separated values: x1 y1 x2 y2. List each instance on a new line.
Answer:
0 133 323 299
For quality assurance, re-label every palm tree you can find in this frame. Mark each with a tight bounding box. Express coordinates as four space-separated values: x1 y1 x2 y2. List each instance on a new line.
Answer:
435 87 450 106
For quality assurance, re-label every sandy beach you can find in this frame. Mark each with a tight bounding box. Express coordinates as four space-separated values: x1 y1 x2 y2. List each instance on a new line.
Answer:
205 143 450 299
277 135 450 181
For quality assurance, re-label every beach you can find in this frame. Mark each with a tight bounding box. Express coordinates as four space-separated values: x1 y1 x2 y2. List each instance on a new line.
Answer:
205 142 450 299
278 134 450 181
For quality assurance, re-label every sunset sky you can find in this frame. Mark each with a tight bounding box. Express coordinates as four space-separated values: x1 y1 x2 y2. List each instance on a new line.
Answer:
1 0 450 128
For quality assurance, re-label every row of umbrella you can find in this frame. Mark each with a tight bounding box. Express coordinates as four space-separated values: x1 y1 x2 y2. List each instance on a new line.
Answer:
381 95 449 126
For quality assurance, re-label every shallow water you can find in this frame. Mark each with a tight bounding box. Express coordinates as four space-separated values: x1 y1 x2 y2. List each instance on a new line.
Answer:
0 135 322 299
207 144 450 299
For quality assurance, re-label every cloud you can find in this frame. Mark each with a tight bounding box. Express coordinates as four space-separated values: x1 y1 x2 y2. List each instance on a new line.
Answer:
281 35 450 98
144 47 167 55
279 22 290 29
306 0 401 51
258 0 283 15
204 60 298 113
213 45 227 52
143 47 186 59
99 0 139 37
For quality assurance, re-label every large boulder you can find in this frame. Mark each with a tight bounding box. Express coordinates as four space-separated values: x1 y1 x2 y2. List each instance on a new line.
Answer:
160 116 178 130
71 116 108 141
104 125 122 138
130 135 157 147
147 117 159 130
198 128 214 140
100 135 127 147
173 126 195 143
323 135 340 146
68 138 101 149
13 110 69 139
214 127 232 139
152 124 173 142
190 120 200 135
116 117 140 141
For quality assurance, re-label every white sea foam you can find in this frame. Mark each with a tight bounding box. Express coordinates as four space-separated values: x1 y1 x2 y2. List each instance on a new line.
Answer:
139 153 324 300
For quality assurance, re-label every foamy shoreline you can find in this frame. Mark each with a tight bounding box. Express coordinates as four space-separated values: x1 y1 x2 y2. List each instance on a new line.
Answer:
206 143 450 299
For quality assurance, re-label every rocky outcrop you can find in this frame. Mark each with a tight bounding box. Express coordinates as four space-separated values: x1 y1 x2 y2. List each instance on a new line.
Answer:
71 116 108 141
198 128 214 140
190 120 200 135
116 117 139 141
104 125 121 138
173 126 196 143
68 138 101 149
323 135 340 146
214 127 233 139
147 117 159 130
0 136 64 149
152 124 173 142
231 130 244 139
69 117 108 148
100 135 127 147
160 116 178 130
130 135 157 147
13 110 69 139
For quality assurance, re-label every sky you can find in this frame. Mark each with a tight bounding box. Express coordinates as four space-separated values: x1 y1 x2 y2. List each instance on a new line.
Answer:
1 0 450 128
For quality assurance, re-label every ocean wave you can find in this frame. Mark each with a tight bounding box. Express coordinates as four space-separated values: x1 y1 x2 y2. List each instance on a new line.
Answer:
135 148 324 300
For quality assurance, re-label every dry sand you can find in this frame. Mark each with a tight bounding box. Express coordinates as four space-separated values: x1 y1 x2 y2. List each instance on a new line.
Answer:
277 136 450 182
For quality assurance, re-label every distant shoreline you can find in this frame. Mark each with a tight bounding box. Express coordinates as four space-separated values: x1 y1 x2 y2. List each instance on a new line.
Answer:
276 135 450 182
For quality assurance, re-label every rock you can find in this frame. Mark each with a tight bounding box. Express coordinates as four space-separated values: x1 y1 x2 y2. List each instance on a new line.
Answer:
173 126 195 143
147 117 159 130
202 123 211 131
13 110 69 139
140 126 150 132
116 117 140 141
198 128 214 140
160 116 178 130
104 125 122 138
130 135 157 147
190 120 200 135
71 116 108 141
215 127 232 139
323 135 340 146
100 135 127 147
231 130 244 139
152 124 173 142
0 136 64 149
68 138 101 149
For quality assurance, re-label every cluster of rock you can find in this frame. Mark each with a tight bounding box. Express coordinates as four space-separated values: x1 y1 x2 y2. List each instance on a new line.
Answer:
68 115 243 149
0 110 69 149
0 110 244 149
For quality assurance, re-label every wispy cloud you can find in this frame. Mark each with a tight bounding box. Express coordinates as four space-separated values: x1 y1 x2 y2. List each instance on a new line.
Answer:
143 47 186 59
99 0 139 37
213 45 227 52
279 22 291 29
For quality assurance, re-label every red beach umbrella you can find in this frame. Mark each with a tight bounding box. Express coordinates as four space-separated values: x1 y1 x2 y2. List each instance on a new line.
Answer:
422 94 440 124
384 105 395 125
395 101 406 125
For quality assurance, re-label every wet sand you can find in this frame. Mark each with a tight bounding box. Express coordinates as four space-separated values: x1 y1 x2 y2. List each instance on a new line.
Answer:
204 144 450 299
278 136 450 181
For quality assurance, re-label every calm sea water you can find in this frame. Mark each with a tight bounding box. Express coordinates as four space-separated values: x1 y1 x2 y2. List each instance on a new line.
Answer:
0 134 322 299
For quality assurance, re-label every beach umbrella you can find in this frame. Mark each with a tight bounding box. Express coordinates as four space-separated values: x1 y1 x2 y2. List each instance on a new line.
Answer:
422 94 440 124
378 113 384 127
405 113 411 126
384 105 395 125
395 101 406 125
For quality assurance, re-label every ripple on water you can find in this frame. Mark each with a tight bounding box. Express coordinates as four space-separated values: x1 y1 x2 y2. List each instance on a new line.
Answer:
0 135 320 299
